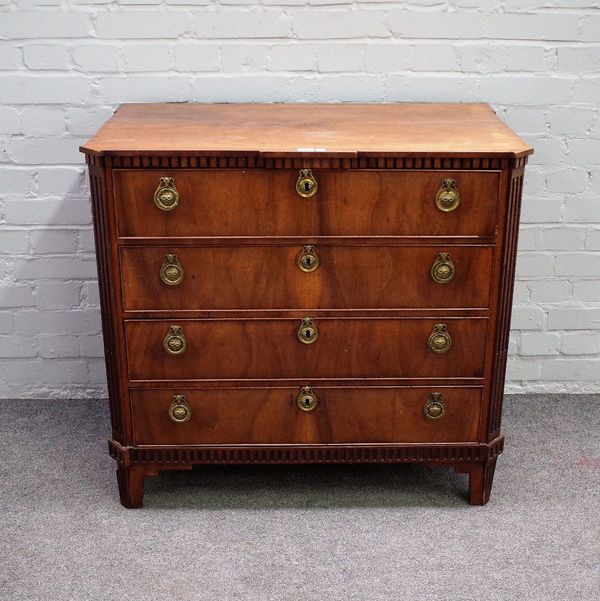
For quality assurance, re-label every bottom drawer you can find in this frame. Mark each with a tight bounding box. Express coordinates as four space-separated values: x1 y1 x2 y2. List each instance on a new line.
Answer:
131 386 482 445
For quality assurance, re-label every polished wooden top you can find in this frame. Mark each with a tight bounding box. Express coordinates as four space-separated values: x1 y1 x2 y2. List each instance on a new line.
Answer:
80 103 533 158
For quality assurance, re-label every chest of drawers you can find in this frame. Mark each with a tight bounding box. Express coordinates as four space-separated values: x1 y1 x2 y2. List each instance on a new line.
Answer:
81 103 532 507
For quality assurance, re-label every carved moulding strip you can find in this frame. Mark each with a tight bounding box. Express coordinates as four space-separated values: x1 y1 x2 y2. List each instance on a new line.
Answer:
107 155 509 171
109 437 504 468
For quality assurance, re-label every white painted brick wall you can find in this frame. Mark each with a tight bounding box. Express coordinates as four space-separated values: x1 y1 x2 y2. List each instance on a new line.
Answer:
0 1 599 398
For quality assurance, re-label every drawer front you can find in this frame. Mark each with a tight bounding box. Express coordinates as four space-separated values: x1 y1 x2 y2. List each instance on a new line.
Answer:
131 386 482 445
115 169 500 238
125 318 487 380
121 245 494 311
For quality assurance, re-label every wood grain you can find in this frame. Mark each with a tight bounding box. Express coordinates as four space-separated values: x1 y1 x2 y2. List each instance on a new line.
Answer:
131 386 482 445
114 169 501 238
120 244 494 311
125 317 488 381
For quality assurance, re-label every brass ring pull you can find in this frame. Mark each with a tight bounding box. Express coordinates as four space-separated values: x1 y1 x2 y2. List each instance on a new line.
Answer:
296 169 318 198
297 386 318 412
160 254 184 286
163 325 187 356
428 323 451 354
431 252 455 284
435 178 460 212
296 245 319 272
297 317 319 344
154 176 179 211
169 394 192 423
424 392 446 420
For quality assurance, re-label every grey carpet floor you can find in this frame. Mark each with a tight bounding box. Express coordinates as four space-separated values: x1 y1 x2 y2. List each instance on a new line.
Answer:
0 395 598 601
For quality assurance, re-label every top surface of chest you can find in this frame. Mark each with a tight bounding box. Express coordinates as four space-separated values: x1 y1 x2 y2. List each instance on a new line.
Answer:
80 103 532 158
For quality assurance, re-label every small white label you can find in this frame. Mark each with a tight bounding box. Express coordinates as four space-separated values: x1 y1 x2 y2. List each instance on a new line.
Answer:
297 147 326 152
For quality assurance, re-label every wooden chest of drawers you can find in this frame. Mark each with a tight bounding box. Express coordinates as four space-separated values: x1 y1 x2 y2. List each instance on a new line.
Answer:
81 103 532 507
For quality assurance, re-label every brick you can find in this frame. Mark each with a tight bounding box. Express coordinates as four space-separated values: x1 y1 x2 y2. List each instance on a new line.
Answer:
480 76 571 106
0 286 35 308
88 359 108 386
544 165 579 201
1 360 88 385
555 253 600 277
572 280 600 302
486 13 579 41
387 74 477 102
511 306 547 330
0 12 91 39
504 107 547 135
503 46 546 72
549 107 595 136
520 332 560 356
564 200 600 222
515 253 554 278
572 78 600 104
124 44 172 72
540 359 600 381
568 139 600 165
0 75 90 104
80 334 105 357
0 45 23 70
0 168 37 198
0 231 29 253
174 44 220 72
96 12 190 38
268 45 317 71
30 230 78 254
521 198 562 223
0 107 20 134
561 333 600 356
364 45 411 73
527 138 564 166
0 312 14 334
319 74 385 101
581 15 600 42
34 282 81 310
23 44 70 70
15 257 96 280
506 358 541 380
166 0 210 3
318 44 364 72
194 75 291 102
558 47 600 73
0 336 37 358
411 44 460 71
517 228 538 251
458 46 502 73
73 45 120 72
548 308 600 329
79 229 96 252
512 281 530 304
15 310 100 334
197 12 291 39
99 75 193 103
37 167 87 195
390 12 484 39
221 45 268 72
66 107 116 136
295 11 387 39
540 228 586 251
529 280 571 303
586 230 600 251
20 107 65 136
5 199 92 226
38 335 80 358
82 282 100 306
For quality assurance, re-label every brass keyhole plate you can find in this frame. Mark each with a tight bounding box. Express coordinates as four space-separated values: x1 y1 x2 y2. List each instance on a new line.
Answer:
296 169 318 198
296 245 320 273
297 386 318 412
298 318 319 344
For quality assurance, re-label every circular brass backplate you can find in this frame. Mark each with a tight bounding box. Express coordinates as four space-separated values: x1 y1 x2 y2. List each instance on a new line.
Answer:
169 396 192 423
424 399 445 420
427 325 451 353
431 253 455 284
160 255 184 286
297 388 318 412
154 177 180 211
435 179 460 212
163 326 187 356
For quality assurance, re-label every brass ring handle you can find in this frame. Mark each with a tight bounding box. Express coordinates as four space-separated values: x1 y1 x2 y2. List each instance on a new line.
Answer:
435 178 460 212
160 254 184 286
297 386 318 412
296 169 318 198
297 317 319 344
296 245 319 272
431 252 455 284
163 325 187 356
169 394 192 423
424 392 446 420
428 323 451 354
154 176 180 211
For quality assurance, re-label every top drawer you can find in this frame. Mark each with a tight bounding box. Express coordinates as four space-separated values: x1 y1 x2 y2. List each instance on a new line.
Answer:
114 169 501 238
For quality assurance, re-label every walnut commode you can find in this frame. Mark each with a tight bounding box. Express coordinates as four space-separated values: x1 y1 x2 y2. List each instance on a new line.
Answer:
81 103 532 507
